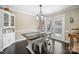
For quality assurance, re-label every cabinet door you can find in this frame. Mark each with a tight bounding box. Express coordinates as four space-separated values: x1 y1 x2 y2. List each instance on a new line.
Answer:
0 34 3 51
3 33 15 49
4 13 9 26
3 34 10 49
11 15 14 26
10 33 15 44
7 34 11 46
3 34 7 49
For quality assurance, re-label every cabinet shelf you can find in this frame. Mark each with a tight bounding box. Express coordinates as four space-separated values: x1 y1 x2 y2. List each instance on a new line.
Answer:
3 26 15 29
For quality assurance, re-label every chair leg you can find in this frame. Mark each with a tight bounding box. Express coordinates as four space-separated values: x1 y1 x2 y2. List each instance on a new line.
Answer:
69 38 74 53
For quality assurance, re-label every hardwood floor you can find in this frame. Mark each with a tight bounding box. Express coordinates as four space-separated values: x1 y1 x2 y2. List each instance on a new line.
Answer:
0 40 78 54
1 40 31 54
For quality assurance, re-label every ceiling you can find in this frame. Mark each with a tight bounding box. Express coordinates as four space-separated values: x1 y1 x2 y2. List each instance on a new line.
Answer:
1 5 79 16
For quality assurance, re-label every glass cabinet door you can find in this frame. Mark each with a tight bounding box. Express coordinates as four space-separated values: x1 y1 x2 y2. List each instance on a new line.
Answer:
11 15 14 26
4 13 9 26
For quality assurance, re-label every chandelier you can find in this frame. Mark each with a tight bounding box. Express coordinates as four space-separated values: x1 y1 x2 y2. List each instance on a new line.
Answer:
36 5 46 32
36 5 46 21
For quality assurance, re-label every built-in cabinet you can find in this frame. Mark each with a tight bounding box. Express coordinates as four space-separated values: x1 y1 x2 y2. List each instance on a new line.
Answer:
0 9 15 51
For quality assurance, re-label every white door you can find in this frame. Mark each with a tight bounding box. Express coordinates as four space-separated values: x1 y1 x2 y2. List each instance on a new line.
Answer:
54 15 65 40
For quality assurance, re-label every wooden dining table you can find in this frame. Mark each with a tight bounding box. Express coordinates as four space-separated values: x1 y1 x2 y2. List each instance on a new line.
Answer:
21 32 53 54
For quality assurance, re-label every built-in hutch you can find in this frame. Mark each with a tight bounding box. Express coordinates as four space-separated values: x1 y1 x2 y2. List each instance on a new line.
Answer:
0 9 15 51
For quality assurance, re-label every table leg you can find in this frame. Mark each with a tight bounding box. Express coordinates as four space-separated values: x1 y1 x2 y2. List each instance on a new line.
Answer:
52 40 55 45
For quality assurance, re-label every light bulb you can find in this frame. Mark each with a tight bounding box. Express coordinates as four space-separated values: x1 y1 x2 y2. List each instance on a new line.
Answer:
44 17 46 20
36 16 39 20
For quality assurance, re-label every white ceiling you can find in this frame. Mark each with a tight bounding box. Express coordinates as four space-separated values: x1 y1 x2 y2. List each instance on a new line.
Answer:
9 5 79 16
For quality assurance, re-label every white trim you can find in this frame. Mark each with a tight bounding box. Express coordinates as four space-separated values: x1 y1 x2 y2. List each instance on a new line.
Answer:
12 5 79 17
48 5 79 16
12 8 35 16
15 38 26 43
0 48 4 52
15 29 38 33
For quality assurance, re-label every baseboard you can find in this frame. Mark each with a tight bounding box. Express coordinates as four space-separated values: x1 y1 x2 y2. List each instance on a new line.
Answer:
15 38 26 43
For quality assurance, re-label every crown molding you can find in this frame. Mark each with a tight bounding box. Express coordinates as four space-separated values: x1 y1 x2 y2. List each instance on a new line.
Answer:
12 8 35 16
47 5 79 17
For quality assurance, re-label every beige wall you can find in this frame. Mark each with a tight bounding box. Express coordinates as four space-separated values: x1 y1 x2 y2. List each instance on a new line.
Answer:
65 8 79 40
14 11 39 40
13 6 79 41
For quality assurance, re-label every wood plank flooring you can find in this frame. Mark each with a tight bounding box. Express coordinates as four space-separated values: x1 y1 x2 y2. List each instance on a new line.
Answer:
0 40 78 54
